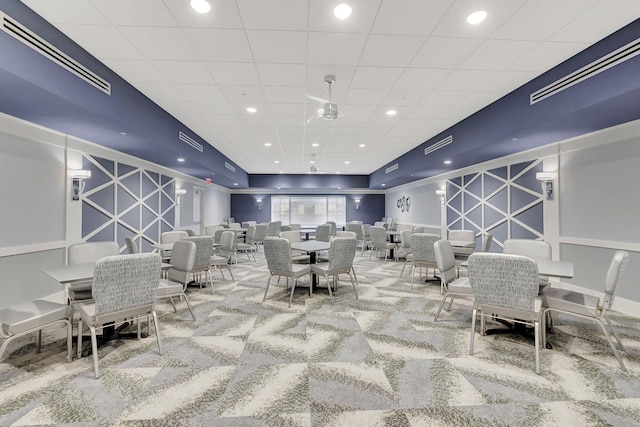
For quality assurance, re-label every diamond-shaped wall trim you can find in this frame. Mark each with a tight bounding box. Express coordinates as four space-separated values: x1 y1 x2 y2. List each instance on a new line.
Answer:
118 163 136 177
117 185 137 215
120 172 141 196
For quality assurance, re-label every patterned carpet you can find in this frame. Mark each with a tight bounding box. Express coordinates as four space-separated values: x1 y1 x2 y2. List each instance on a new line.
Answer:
2 251 640 427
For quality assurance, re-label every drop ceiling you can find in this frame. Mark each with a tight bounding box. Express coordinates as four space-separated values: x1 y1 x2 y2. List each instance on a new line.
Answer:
19 0 640 176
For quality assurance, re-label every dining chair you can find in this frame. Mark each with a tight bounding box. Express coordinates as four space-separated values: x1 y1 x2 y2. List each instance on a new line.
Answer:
236 225 256 262
183 236 215 290
401 233 439 287
210 231 236 284
368 226 396 262
398 229 413 260
413 226 425 233
361 224 372 255
542 250 629 370
267 221 281 237
311 237 358 304
335 231 356 238
448 230 476 259
205 225 224 236
503 239 552 289
480 233 493 252
77 253 163 378
125 236 139 254
252 223 268 252
67 241 120 304
346 223 364 254
156 240 197 321
468 252 542 374
160 230 189 261
280 225 292 232
263 237 312 308
315 224 331 242
325 221 337 236
433 240 472 321
279 230 310 264
0 300 73 363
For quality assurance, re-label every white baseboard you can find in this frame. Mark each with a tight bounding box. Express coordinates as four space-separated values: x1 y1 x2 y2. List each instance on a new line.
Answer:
555 280 639 317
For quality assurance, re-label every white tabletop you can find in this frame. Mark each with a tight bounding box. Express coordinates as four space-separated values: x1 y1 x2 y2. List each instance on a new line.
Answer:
291 240 331 253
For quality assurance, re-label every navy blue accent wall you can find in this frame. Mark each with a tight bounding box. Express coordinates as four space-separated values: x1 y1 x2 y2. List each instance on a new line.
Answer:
231 193 385 225
249 174 370 189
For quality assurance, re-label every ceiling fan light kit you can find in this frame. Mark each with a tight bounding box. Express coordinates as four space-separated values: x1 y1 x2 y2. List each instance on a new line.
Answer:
308 74 339 121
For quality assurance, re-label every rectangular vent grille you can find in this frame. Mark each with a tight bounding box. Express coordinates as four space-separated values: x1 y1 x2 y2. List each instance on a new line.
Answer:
1 11 111 95
385 163 398 174
179 131 203 152
531 37 640 105
225 162 236 173
424 135 452 156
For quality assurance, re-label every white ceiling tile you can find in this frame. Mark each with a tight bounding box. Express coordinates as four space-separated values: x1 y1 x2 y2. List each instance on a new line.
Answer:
135 83 186 101
460 40 540 70
56 24 142 60
455 91 503 108
257 63 307 86
432 0 527 38
205 62 260 85
91 0 177 26
359 35 426 67
436 69 496 91
307 33 369 66
419 90 469 107
405 106 448 120
236 0 308 30
119 27 199 60
372 0 453 35
270 103 306 117
23 0 110 24
103 60 168 84
480 70 539 92
394 68 451 91
246 30 308 64
175 85 226 102
152 61 215 84
350 67 404 89
219 85 266 103
263 86 307 104
507 42 587 72
410 37 484 68
162 0 243 29
344 89 389 105
183 29 253 62
309 0 380 33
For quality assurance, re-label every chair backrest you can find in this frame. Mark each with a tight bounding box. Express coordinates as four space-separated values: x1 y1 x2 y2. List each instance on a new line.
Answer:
244 225 256 244
325 221 337 236
374 221 387 229
267 221 281 236
227 217 235 224
205 225 224 235
229 222 241 229
410 233 440 263
449 230 476 244
68 241 119 265
480 233 493 252
280 225 292 232
399 230 412 249
362 224 371 238
214 228 226 244
468 253 539 312
604 250 629 308
396 224 413 234
434 239 457 284
279 230 303 256
183 236 214 269
289 223 301 230
263 237 293 275
316 224 331 242
413 226 425 233
253 223 268 242
92 253 160 317
346 223 363 239
503 239 551 260
336 231 356 238
125 237 138 254
241 221 250 228
369 226 388 245
161 230 189 244
327 237 356 273
167 240 196 284
217 231 236 259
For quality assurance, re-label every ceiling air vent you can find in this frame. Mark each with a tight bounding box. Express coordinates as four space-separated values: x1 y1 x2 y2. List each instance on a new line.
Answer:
225 162 236 173
179 131 203 152
1 11 111 95
424 135 452 156
385 163 398 174
531 37 640 105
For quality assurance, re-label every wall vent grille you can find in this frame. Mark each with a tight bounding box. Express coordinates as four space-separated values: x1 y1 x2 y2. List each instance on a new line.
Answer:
531 37 640 105
1 11 111 95
385 163 399 174
225 162 236 173
424 135 452 155
178 131 203 152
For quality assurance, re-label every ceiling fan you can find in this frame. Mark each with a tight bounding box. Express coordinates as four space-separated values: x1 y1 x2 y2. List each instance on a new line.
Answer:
307 74 338 120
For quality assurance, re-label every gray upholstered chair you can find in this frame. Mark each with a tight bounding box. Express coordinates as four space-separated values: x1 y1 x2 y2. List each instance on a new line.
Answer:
448 230 476 259
125 236 138 254
325 221 337 236
183 236 215 289
229 222 241 229
279 230 310 264
503 239 552 289
236 225 256 262
468 252 542 374
184 229 196 236
210 230 236 284
480 233 493 252
315 224 331 242
267 221 281 237
0 300 73 363
67 241 120 303
413 226 425 233
346 223 364 254
311 237 358 304
335 231 356 238
160 230 189 261
205 225 224 236
263 237 312 308
77 253 163 378
156 240 197 321
368 226 396 262
433 240 472 321
213 228 226 245
402 233 439 288
398 229 413 260
542 250 629 370
252 223 268 251
280 225 292 232
361 224 372 254
289 223 301 231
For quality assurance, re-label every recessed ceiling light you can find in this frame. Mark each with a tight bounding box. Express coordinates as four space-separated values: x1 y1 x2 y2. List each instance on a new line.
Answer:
386 110 397 116
381 183 386 187
264 142 272 147
336 171 341 174
233 183 238 186
177 158 185 162
344 161 350 164
274 160 280 164
358 144 366 148
466 10 487 25
190 0 211 14
279 171 284 174
444 160 452 165
312 143 319 147
310 160 315 164
333 3 352 19
246 107 257 113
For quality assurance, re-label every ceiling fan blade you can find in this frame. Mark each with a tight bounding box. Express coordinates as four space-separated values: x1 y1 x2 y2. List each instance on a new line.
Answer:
307 94 330 104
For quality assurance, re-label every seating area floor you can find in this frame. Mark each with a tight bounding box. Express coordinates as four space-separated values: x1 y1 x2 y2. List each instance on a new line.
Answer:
2 254 640 426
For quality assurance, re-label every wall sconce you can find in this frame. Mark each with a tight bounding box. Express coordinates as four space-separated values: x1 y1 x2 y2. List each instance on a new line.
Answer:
257 198 262 210
436 189 446 206
536 172 555 200
355 198 361 210
70 169 91 201
175 188 187 205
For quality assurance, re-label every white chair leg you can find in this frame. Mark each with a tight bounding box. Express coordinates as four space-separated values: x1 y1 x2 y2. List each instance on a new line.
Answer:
470 308 477 354
598 318 627 370
349 271 358 300
183 293 196 321
534 320 540 374
151 310 163 355
90 325 100 379
263 276 272 301
77 319 84 360
65 319 73 363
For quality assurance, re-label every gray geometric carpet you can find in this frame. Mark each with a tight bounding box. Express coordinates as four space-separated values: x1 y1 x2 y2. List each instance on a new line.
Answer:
2 252 640 426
